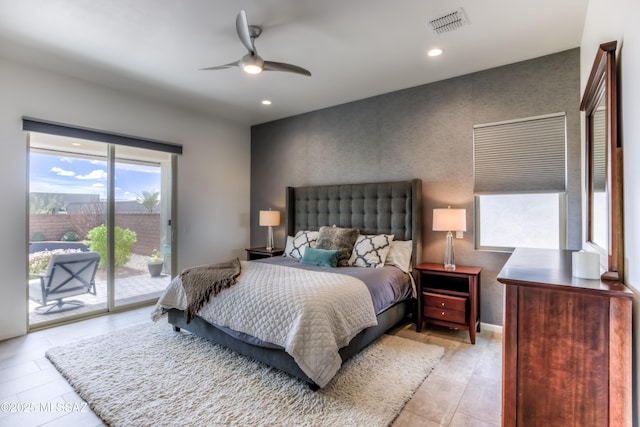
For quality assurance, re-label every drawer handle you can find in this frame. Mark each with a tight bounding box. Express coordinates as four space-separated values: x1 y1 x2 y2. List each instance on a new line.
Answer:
441 302 446 307
441 311 445 316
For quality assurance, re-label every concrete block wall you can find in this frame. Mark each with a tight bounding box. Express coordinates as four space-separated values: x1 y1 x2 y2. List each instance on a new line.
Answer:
29 213 161 256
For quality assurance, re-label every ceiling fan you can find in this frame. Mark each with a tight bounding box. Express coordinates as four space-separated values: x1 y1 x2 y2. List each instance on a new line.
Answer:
200 10 311 77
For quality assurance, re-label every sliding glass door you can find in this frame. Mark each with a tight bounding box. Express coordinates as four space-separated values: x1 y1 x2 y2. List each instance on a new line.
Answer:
28 132 174 328
113 144 172 307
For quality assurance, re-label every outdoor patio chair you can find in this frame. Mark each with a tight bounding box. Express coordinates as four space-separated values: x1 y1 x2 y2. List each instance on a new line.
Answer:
29 251 100 314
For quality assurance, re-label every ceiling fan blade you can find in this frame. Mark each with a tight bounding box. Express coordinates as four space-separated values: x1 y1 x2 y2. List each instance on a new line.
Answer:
263 61 311 76
236 10 255 54
199 60 240 71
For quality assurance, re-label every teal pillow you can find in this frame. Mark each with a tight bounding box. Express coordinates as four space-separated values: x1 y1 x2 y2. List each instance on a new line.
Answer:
300 247 341 268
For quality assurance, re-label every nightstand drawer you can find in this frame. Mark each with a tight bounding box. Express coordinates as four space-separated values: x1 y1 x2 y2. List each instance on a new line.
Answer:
424 306 467 324
424 292 466 312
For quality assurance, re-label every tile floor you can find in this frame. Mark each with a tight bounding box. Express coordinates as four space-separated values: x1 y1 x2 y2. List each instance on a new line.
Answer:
390 323 502 426
0 307 502 426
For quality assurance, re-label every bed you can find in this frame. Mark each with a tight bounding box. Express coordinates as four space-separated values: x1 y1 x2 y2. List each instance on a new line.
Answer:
153 179 422 389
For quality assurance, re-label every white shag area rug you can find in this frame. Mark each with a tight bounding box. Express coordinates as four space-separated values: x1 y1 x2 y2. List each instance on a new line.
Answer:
46 321 443 427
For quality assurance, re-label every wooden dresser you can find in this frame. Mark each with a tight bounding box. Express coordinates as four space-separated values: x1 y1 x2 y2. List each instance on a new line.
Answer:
497 248 632 427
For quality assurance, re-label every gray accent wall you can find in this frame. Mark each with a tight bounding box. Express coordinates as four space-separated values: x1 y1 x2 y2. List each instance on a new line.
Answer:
250 48 580 326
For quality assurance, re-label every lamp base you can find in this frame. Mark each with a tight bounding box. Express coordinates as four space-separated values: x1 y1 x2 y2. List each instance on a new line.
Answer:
443 231 456 271
266 226 274 252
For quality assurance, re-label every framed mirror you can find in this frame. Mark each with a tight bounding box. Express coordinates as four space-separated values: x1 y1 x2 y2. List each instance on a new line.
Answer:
580 41 623 281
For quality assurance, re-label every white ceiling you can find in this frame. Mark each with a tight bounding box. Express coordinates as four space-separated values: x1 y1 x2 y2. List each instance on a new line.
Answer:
0 0 588 126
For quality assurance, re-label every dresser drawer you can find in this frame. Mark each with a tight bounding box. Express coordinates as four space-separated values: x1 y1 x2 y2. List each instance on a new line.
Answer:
424 292 467 312
424 306 467 324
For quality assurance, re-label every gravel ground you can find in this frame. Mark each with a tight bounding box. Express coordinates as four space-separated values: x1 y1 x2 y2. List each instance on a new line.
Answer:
127 253 150 270
95 253 150 281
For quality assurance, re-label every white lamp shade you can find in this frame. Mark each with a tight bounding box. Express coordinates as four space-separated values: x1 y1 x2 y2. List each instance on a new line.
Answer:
433 208 467 232
259 210 280 227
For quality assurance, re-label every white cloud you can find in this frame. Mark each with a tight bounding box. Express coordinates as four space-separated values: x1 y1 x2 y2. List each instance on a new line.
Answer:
77 169 107 180
92 183 105 188
50 167 75 177
60 157 72 163
116 163 160 174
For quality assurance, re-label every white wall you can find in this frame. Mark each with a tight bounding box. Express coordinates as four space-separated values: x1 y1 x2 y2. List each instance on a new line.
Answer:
0 57 250 340
581 0 640 424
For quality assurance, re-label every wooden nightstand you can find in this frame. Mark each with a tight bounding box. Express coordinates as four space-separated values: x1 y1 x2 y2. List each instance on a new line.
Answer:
415 262 482 344
245 247 284 260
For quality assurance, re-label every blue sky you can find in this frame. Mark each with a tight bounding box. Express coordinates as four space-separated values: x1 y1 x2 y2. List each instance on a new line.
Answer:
30 152 161 201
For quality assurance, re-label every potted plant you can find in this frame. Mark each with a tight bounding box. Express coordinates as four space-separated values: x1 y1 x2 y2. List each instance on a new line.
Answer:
147 249 163 277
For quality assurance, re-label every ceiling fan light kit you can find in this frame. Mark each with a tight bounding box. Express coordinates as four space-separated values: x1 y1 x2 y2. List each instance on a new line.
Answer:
201 10 311 77
241 54 264 74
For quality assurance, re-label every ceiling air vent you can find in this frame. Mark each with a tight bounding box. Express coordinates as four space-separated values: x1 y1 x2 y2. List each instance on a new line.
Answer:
427 7 469 35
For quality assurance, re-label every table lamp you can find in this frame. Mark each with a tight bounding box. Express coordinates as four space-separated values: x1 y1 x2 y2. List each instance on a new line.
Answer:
432 206 467 270
259 209 280 251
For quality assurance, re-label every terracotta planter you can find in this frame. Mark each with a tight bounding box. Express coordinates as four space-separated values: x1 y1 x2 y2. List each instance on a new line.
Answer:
147 262 163 277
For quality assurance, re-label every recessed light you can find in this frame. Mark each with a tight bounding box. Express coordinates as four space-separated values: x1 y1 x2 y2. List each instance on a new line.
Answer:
428 48 443 57
261 99 272 105
71 142 81 146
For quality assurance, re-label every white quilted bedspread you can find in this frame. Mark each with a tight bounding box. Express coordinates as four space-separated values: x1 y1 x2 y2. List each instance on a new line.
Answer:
151 260 378 387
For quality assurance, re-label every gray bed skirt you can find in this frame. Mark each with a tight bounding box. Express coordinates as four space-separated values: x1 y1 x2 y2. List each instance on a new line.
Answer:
168 297 413 389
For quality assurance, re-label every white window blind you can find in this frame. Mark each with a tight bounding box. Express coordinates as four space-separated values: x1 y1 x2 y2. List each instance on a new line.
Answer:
473 113 566 194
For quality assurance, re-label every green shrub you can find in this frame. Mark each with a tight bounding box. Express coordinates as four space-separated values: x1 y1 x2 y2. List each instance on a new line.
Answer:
30 232 46 242
86 225 137 269
60 230 80 241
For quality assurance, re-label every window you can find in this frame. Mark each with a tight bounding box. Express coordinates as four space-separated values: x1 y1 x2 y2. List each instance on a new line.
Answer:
473 113 567 251
476 193 565 251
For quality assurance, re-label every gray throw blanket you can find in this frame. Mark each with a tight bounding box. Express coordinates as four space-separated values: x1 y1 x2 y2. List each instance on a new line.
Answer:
180 258 241 323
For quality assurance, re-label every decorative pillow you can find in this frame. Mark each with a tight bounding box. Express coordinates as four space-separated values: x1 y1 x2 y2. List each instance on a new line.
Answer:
300 247 341 268
283 236 304 258
283 230 320 259
349 234 395 268
315 226 359 267
385 240 413 273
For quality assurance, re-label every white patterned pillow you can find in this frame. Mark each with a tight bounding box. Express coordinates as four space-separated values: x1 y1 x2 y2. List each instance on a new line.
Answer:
348 234 395 268
283 230 320 259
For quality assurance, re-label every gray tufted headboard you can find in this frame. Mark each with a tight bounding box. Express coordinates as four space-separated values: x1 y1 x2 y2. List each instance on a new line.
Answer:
285 179 422 268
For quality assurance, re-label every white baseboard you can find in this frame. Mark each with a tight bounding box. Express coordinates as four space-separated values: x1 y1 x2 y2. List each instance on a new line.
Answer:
481 322 503 335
